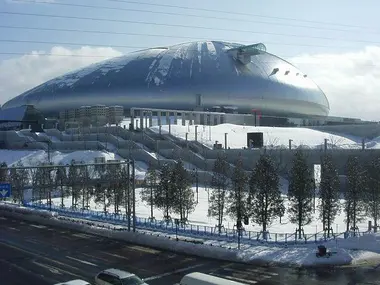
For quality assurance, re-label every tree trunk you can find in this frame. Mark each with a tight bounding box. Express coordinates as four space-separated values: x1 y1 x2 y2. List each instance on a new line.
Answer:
150 184 153 219
353 200 357 230
298 202 302 239
61 185 64 208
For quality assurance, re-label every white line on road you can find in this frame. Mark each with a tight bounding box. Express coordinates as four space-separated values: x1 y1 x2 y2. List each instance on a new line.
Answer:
144 264 205 281
66 256 98 267
0 216 7 220
211 273 257 284
32 260 83 278
8 227 20 231
29 224 47 229
222 267 277 278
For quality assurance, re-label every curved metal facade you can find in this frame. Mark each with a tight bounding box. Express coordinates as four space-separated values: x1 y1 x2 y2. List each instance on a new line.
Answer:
3 41 329 117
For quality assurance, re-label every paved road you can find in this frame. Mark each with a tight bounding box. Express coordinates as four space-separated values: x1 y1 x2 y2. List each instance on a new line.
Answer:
1 216 380 285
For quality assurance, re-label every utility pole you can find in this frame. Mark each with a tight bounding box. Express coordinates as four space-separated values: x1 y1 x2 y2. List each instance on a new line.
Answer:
132 159 136 232
127 162 131 231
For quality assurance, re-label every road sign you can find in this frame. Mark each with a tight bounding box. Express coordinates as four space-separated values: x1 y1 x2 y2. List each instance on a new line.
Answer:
0 183 11 198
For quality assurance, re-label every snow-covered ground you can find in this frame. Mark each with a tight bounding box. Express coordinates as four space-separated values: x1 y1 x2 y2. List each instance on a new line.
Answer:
0 149 147 179
2 201 380 268
119 117 378 149
2 120 380 266
47 186 370 236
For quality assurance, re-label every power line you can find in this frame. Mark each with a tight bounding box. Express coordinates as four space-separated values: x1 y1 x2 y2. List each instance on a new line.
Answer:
0 32 367 50
98 0 376 31
0 51 378 67
8 0 373 35
1 11 379 45
0 38 376 60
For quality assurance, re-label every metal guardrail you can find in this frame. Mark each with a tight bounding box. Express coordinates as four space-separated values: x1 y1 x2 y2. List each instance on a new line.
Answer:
24 202 366 245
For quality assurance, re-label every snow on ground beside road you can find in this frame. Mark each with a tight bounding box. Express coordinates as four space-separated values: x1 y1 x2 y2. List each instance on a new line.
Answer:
49 186 372 235
2 201 379 267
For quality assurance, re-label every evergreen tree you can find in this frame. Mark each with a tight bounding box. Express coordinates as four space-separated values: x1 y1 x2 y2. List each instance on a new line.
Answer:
171 160 195 222
9 161 28 204
140 163 159 220
364 156 380 232
288 150 314 239
344 156 366 232
155 163 175 221
318 154 340 237
227 157 248 227
209 152 230 233
248 154 284 233
0 162 8 182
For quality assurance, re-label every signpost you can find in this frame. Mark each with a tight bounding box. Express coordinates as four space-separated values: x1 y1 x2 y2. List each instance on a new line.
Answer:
0 183 11 198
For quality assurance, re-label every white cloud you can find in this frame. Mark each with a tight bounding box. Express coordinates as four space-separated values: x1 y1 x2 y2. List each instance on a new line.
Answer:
0 46 122 105
290 46 380 121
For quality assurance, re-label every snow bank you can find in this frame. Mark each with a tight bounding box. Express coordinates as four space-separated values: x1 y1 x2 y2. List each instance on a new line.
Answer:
0 202 366 268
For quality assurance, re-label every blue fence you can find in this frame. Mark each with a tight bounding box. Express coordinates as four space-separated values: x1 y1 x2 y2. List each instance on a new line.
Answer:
24 202 362 245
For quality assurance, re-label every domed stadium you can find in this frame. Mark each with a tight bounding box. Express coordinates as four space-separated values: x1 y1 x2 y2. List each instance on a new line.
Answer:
2 41 329 117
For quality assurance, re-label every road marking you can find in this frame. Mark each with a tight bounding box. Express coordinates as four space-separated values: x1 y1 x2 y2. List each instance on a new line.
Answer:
144 264 205 281
223 267 277 278
246 268 279 276
32 261 62 275
8 227 20 231
30 224 47 229
32 260 83 278
66 256 98 267
0 216 7 220
0 240 87 273
101 252 129 260
128 245 161 254
25 238 39 244
0 258 60 284
211 273 257 284
72 233 94 239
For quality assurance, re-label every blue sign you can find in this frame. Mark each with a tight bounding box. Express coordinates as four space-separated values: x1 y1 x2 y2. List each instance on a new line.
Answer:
0 183 11 198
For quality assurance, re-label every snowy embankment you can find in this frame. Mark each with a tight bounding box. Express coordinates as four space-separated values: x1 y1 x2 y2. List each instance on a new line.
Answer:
2 202 380 268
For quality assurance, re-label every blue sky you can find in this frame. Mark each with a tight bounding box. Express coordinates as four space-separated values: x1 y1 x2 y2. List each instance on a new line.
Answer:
1 0 380 119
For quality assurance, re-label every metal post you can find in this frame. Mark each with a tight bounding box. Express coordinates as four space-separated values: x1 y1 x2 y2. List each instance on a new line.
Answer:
224 133 228 149
313 178 316 213
195 125 198 142
47 141 51 163
127 162 131 231
289 139 292 150
132 160 136 232
196 169 199 203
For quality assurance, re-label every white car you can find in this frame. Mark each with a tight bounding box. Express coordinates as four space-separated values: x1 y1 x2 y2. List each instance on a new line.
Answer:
54 280 91 285
94 268 148 285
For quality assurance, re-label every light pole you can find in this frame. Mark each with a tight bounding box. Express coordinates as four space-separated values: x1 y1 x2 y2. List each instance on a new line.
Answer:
132 159 136 232
127 162 131 231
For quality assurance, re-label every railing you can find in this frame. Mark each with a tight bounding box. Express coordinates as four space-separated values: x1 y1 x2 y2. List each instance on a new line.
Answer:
24 202 366 245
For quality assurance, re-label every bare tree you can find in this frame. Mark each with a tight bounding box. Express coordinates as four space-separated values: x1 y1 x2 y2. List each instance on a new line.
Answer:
140 163 159 220
9 161 28 204
209 152 230 233
55 163 68 208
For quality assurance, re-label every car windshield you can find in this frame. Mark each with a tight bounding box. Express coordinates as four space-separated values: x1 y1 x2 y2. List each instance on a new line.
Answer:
121 276 145 285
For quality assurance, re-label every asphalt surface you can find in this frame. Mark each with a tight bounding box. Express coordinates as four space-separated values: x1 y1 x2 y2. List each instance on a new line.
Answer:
1 217 380 285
